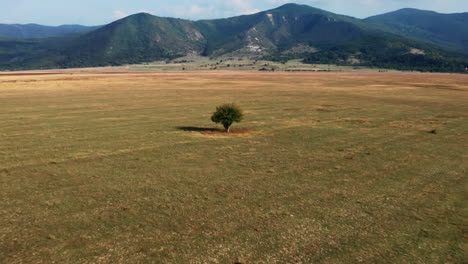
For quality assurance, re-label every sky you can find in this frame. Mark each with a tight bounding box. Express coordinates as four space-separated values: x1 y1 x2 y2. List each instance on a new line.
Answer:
1 0 467 26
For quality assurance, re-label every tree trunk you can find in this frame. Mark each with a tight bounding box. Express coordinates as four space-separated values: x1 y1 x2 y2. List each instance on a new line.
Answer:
227 125 231 133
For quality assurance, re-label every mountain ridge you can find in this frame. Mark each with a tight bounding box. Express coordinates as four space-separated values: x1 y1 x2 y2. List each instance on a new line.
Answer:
364 8 468 53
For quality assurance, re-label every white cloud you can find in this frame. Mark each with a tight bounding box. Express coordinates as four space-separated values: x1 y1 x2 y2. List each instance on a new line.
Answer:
113 10 128 19
138 9 152 14
264 0 290 4
227 0 254 11
221 0 261 15
174 5 215 18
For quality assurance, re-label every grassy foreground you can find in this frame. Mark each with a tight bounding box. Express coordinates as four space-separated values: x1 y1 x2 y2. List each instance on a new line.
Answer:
0 71 467 263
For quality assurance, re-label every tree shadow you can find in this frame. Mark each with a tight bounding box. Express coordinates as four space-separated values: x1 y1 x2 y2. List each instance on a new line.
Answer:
176 126 224 133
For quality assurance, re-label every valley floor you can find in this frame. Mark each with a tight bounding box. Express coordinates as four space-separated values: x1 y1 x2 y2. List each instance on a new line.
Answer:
0 71 466 263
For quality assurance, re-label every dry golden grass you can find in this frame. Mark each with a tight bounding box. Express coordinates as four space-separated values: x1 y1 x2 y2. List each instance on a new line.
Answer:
0 71 467 263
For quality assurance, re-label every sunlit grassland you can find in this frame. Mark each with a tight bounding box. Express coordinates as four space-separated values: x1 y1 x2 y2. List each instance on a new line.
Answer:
0 71 467 263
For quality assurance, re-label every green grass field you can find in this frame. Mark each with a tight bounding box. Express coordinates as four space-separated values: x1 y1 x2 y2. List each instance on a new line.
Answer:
128 58 393 72
0 71 467 263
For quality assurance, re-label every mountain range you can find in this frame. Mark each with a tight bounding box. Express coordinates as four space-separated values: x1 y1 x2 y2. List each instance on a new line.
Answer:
0 24 99 39
0 3 467 72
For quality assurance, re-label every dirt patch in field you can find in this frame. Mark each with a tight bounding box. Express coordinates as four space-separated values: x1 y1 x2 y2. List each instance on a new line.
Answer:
341 118 373 125
390 119 449 129
202 128 255 136
177 126 224 133
177 126 256 136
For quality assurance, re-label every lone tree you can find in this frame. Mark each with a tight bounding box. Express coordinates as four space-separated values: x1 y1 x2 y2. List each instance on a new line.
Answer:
211 103 244 133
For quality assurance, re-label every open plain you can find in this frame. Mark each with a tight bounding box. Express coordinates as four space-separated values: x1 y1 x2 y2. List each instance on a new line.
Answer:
0 71 467 263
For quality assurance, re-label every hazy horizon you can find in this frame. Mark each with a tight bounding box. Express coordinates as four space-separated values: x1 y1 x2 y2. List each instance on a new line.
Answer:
1 0 467 26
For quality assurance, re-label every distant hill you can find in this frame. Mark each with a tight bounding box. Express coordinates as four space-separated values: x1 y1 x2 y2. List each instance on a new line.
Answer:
53 13 207 67
365 8 468 53
0 24 100 39
0 4 467 72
